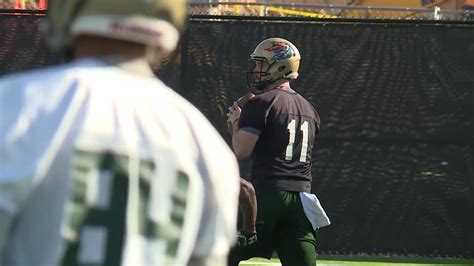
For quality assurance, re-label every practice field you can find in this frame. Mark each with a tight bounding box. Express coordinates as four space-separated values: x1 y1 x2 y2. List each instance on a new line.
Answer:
241 256 474 266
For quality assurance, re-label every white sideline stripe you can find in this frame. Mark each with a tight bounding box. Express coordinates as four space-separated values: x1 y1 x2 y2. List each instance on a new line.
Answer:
240 262 332 266
240 262 281 265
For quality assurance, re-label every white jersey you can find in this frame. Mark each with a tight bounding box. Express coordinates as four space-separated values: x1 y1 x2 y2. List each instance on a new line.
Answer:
0 58 240 266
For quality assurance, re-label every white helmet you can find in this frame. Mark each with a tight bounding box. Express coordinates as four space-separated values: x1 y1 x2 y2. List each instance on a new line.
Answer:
45 0 186 54
247 37 301 91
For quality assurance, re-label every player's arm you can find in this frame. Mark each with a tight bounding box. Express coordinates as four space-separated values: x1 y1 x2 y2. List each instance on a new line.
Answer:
239 178 257 235
227 99 263 159
231 125 259 159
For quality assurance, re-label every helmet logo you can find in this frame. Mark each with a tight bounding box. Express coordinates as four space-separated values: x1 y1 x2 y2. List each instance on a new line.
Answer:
264 41 293 61
109 21 163 39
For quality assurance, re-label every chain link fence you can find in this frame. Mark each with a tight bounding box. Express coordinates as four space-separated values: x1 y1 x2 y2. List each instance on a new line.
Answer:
189 2 474 21
1 1 473 20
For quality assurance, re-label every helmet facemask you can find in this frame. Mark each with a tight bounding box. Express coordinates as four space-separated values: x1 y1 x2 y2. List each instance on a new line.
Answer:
247 57 273 91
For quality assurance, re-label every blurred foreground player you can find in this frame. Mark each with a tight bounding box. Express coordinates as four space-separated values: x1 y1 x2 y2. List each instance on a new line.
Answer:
0 0 240 265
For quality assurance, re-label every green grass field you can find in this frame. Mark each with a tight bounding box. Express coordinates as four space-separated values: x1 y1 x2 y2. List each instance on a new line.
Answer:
240 256 474 266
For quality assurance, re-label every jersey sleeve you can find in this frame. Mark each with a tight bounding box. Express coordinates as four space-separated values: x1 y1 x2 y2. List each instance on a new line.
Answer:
0 142 38 244
238 98 268 135
183 106 240 261
0 212 11 260
0 80 39 258
0 73 82 260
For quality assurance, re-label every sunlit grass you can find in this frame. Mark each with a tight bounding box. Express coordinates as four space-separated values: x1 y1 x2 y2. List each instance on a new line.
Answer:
240 256 474 266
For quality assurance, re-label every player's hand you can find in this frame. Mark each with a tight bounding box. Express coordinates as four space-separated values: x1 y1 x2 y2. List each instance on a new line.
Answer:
237 231 257 247
227 102 241 124
227 92 255 136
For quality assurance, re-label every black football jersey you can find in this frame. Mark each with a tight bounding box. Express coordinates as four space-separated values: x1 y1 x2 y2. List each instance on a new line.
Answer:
238 87 320 193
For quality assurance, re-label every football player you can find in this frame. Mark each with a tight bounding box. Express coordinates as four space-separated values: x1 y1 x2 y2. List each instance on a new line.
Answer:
0 0 240 265
227 38 331 266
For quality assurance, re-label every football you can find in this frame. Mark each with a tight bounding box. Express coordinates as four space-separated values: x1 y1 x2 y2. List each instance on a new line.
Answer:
227 92 256 135
236 91 256 108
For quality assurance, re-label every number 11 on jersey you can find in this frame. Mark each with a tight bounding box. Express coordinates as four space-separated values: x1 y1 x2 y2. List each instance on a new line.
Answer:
285 119 309 162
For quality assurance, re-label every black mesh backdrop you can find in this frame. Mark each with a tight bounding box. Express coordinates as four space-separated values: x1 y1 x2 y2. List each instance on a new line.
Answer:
0 15 60 73
182 18 474 257
1 14 473 257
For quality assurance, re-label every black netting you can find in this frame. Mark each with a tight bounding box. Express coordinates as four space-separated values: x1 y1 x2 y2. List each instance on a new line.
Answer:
0 15 59 73
1 14 473 258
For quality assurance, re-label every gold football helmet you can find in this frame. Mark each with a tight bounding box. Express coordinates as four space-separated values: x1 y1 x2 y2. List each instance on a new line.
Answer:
44 0 186 55
247 37 301 90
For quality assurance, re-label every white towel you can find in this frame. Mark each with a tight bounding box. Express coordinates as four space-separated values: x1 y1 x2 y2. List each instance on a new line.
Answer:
299 192 331 230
